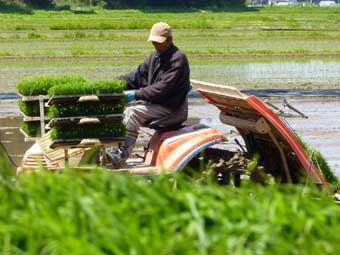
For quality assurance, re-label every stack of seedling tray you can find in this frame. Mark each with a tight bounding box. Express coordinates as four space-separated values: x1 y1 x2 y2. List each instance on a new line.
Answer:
46 79 127 149
17 75 87 141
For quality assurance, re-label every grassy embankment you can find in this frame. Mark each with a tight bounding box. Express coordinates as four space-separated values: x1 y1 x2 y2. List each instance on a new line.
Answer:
1 7 340 91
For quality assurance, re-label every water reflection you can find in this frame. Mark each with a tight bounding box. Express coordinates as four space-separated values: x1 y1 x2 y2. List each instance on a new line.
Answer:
0 116 33 167
2 60 340 93
193 60 340 87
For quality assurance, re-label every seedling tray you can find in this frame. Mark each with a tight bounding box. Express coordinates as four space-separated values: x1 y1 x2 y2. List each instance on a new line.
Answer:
17 93 49 102
46 114 123 128
21 121 44 137
46 93 124 106
17 94 49 136
50 137 125 149
22 113 49 122
19 128 40 142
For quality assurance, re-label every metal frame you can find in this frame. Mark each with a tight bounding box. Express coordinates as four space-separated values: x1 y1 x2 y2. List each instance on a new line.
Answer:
219 113 293 183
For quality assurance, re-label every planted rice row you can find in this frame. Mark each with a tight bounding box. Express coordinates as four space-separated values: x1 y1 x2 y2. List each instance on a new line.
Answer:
2 7 340 31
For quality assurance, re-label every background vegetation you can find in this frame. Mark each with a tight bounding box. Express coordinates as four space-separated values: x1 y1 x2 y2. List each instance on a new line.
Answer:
2 0 246 10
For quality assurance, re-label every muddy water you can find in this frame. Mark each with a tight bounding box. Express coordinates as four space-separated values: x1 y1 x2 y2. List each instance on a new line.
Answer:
193 60 340 88
0 97 339 177
0 100 32 167
2 60 340 93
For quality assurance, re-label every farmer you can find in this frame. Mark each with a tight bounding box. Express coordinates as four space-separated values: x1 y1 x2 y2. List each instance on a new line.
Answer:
107 22 191 164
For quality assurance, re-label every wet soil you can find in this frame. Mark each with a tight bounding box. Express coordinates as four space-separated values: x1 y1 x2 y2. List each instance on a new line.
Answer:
0 96 339 177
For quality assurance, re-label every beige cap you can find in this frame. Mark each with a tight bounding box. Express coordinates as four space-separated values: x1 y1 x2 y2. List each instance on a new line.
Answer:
147 22 172 43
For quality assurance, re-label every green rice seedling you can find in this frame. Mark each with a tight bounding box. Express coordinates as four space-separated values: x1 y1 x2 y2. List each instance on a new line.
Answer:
91 80 126 93
49 20 153 30
63 31 87 39
17 75 89 96
50 123 126 140
312 150 338 186
21 121 41 137
17 75 90 119
48 79 126 95
246 152 260 174
296 135 339 189
48 101 125 118
27 32 45 39
306 147 339 189
14 24 35 30
70 47 87 56
18 101 40 116
0 51 12 56
292 48 310 54
18 101 49 117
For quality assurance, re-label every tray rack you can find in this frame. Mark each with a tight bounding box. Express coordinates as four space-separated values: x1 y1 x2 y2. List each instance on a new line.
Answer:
45 93 125 166
18 93 50 142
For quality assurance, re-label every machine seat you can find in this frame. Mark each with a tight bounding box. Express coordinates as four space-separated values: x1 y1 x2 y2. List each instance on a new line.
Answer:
145 99 188 131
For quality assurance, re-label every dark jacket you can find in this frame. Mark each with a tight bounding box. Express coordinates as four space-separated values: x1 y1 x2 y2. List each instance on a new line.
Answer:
120 44 191 110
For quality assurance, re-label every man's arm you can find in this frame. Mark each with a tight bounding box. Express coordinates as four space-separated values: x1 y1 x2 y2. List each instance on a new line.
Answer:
119 57 149 90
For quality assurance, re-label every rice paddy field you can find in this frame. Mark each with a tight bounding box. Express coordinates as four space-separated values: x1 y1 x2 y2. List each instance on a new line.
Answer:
1 7 340 92
2 6 340 254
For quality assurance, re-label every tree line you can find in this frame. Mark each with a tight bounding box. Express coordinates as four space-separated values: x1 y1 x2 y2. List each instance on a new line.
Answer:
103 0 245 8
21 0 246 9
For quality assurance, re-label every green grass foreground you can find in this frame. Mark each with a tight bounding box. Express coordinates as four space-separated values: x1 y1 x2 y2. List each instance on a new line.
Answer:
1 162 340 254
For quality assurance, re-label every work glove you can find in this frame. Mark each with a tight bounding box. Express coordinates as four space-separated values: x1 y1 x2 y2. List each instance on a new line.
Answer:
123 90 136 102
